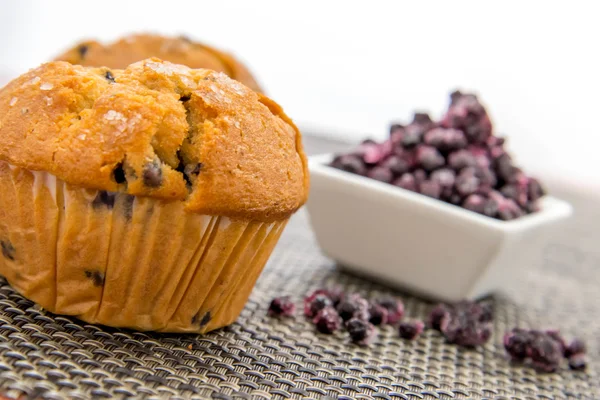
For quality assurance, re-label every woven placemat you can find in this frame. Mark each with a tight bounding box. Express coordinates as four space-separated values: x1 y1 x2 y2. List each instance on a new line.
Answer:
0 203 599 399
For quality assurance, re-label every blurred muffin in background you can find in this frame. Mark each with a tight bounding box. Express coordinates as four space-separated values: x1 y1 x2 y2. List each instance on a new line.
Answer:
54 33 262 93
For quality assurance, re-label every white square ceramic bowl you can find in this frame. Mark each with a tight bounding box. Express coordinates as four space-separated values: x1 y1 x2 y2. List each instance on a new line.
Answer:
306 154 573 302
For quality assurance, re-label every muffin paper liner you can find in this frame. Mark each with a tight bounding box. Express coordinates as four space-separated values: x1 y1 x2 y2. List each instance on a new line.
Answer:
0 162 287 333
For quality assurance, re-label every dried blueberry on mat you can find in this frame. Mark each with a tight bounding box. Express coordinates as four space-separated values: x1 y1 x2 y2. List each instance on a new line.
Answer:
376 297 404 324
336 294 370 322
565 338 586 358
346 318 376 345
399 321 424 340
568 354 587 371
304 293 332 318
529 334 563 373
304 289 343 317
368 303 389 326
428 304 450 331
268 296 295 317
503 328 586 372
504 329 531 361
313 306 341 334
429 300 493 347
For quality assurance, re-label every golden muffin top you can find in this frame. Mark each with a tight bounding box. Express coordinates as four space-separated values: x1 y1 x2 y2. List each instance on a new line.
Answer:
54 34 262 93
0 58 308 221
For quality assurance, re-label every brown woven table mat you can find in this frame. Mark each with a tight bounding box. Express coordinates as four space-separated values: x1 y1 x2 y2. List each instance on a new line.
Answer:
0 136 599 399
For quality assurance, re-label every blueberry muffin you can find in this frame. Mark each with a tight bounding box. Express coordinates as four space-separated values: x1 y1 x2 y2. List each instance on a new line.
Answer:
55 33 262 93
0 58 308 332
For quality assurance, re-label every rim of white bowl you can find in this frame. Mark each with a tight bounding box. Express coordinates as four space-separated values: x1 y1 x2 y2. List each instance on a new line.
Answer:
308 153 573 232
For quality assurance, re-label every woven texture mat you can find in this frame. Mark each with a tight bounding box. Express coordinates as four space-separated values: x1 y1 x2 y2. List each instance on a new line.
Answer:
0 197 599 399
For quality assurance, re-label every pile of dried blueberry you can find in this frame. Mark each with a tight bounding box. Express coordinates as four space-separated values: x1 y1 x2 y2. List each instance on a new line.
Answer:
269 289 422 345
269 292 586 372
504 328 587 372
428 301 493 347
329 91 546 221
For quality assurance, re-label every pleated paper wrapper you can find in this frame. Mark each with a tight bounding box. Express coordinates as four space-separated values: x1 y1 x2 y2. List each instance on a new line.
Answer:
0 162 287 333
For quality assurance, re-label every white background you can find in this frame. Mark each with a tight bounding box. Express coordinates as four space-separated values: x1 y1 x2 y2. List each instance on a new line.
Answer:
1 1 598 190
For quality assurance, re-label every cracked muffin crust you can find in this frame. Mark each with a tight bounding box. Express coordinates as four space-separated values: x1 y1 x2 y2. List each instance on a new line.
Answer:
54 34 263 93
0 59 308 221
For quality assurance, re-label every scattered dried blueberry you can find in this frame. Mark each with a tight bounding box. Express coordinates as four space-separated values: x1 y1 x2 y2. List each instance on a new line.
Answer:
304 293 333 318
368 304 388 326
399 321 424 340
313 306 342 334
503 328 583 373
504 329 531 361
337 294 370 322
565 338 586 358
377 297 404 324
529 334 563 373
479 302 494 322
325 287 345 306
346 318 376 345
428 304 450 331
268 296 295 317
437 301 493 347
545 329 567 355
442 312 491 347
568 354 587 371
